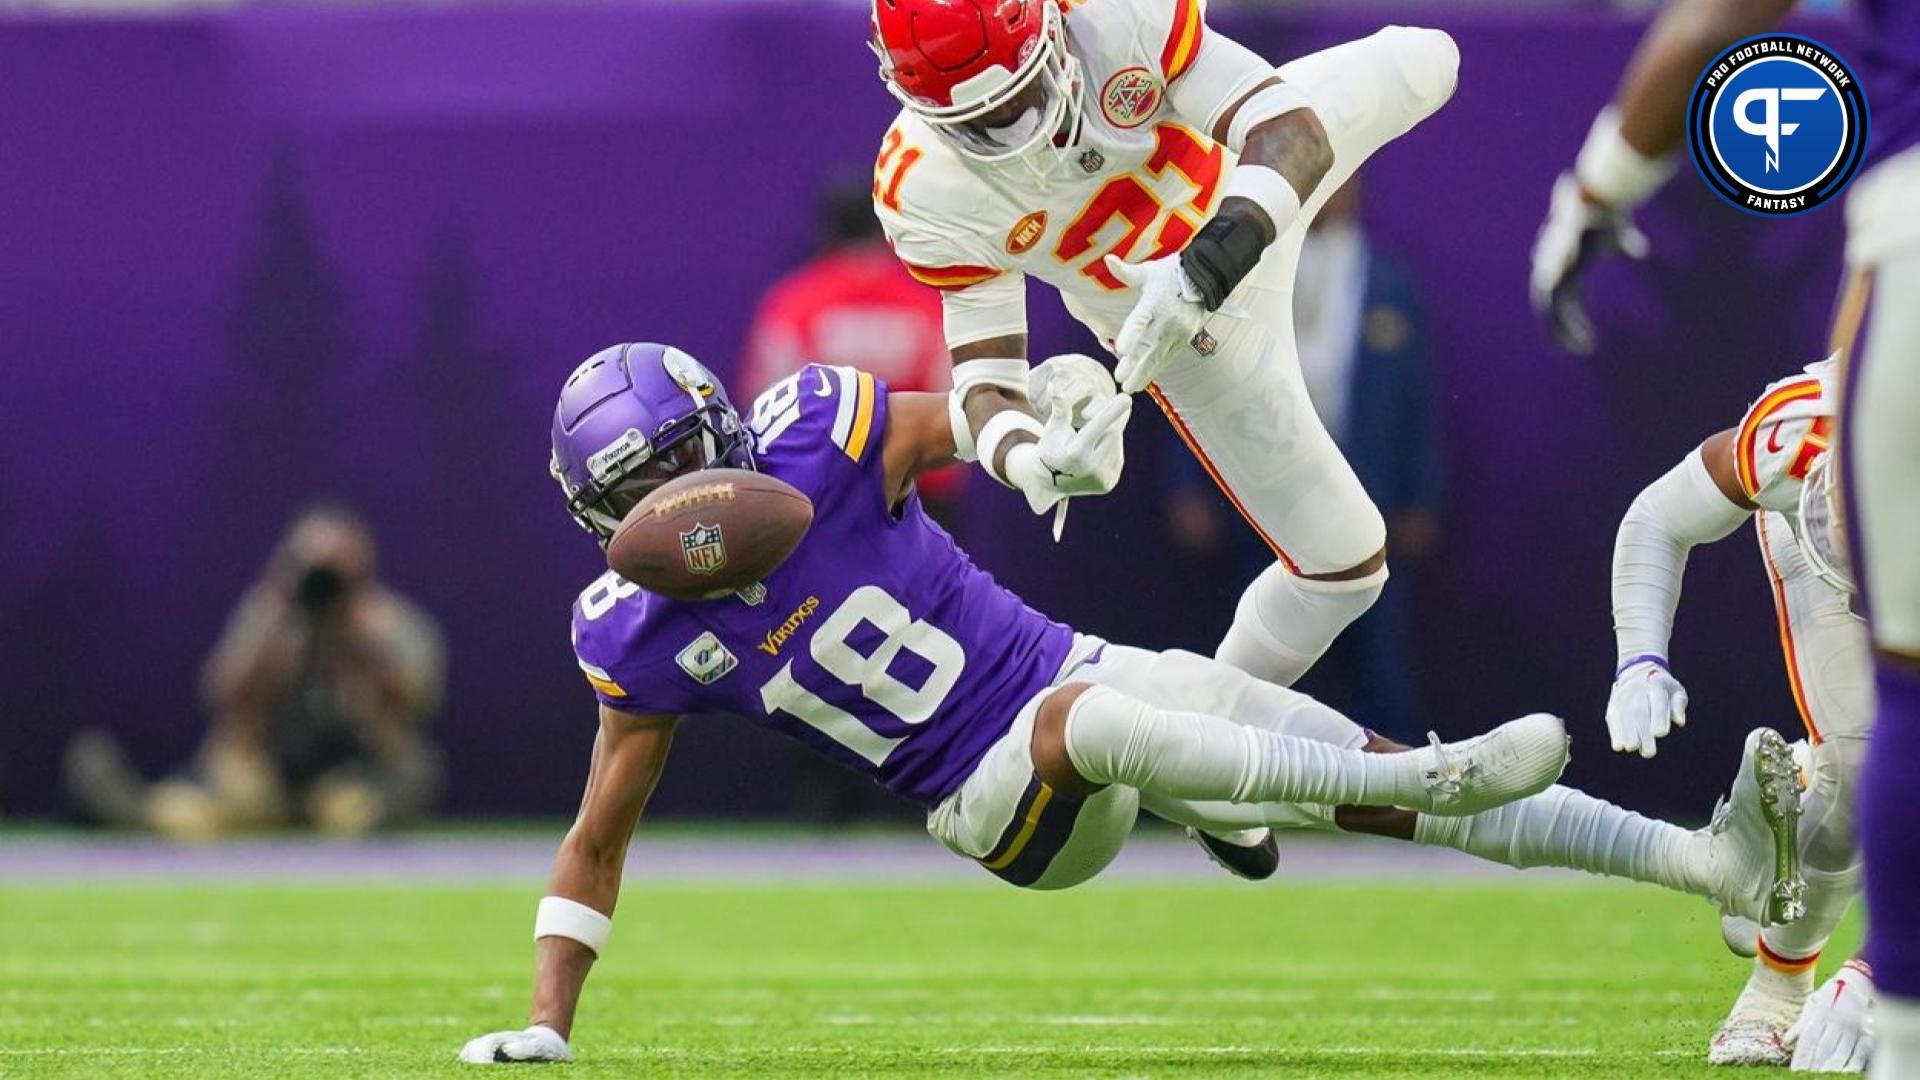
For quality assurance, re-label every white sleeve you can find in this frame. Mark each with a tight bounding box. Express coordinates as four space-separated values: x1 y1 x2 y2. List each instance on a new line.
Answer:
1611 450 1753 667
1165 27 1275 140
940 274 1028 349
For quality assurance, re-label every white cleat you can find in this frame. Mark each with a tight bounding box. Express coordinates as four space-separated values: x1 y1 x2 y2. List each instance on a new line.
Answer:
1788 960 1874 1073
1410 713 1570 816
1705 728 1807 926
1711 1003 1798 1066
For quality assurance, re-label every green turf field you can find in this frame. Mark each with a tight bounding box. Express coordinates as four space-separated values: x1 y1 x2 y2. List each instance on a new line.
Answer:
0 879 1859 1078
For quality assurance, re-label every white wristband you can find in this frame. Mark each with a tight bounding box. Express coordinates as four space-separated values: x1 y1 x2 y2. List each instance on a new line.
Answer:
1574 107 1676 211
1223 163 1303 239
534 896 611 957
1224 81 1313 151
949 357 1030 463
976 409 1044 489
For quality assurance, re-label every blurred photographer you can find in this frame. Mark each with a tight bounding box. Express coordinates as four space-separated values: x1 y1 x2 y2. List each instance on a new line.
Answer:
66 505 445 838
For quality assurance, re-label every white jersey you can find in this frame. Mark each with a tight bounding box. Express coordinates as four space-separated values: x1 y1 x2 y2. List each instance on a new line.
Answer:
1734 358 1852 599
873 0 1270 347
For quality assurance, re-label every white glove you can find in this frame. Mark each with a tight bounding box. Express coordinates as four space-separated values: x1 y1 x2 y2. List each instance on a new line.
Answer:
1104 253 1208 393
1029 353 1118 426
458 1024 573 1064
1529 172 1649 356
1008 393 1133 516
1789 961 1874 1073
1605 658 1688 758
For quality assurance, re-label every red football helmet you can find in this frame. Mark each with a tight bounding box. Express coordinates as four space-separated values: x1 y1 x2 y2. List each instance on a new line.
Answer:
870 0 1084 166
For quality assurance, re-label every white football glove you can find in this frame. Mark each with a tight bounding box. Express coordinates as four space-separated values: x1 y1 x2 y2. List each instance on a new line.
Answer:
1104 253 1208 393
1605 659 1688 758
1009 393 1133 516
458 1024 573 1065
1029 352 1118 426
1529 172 1649 356
1789 961 1874 1073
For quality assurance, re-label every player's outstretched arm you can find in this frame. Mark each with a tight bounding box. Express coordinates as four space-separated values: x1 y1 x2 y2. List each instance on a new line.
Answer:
459 706 677 1064
941 338 1134 526
1532 0 1797 354
1606 428 1755 757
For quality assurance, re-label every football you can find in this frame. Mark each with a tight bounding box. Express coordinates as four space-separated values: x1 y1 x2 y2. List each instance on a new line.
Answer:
606 468 813 600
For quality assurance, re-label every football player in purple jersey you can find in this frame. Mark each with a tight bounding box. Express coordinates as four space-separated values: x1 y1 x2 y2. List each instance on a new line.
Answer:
458 343 1803 1065
1529 2 1920 1071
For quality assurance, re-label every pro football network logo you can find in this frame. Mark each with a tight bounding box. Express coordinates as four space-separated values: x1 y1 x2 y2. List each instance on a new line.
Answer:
1100 67 1163 129
1686 35 1869 216
679 523 727 575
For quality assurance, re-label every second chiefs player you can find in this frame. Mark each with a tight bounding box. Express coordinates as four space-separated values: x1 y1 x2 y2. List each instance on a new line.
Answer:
866 1 1459 707
1607 358 1873 1071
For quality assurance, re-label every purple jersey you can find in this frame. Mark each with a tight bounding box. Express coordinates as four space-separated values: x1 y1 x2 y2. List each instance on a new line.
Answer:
1860 0 1920 165
570 364 1076 805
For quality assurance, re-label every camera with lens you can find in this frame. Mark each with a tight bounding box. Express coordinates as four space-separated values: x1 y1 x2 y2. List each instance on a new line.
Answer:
294 562 352 616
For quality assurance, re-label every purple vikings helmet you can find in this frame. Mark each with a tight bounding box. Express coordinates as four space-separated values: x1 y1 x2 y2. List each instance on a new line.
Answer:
550 343 755 544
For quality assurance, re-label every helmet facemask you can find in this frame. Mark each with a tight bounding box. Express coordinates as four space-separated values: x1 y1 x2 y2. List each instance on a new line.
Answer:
556 399 753 546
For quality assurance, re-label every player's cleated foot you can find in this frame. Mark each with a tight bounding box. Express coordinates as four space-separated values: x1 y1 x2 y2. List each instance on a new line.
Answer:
1721 913 1762 959
1710 1003 1799 1066
1187 826 1278 881
1408 713 1569 816
1704 728 1807 927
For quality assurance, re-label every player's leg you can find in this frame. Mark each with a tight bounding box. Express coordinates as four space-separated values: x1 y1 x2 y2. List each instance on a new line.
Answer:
1153 292 1387 686
1842 240 1920 1078
926 689 1141 892
1713 526 1874 1065
1028 645 1568 820
1149 27 1459 685
1080 646 1800 921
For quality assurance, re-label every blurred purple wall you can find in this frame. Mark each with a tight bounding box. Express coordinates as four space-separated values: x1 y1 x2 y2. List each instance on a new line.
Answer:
0 4 1848 819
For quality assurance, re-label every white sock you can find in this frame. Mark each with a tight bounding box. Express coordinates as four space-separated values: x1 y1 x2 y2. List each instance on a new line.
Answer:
1758 866 1857 964
1735 953 1816 1010
1063 685 1422 808
1412 784 1711 895
1215 562 1387 686
1871 993 1920 1079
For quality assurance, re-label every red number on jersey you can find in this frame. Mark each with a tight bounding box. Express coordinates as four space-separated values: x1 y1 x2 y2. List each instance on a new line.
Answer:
874 129 924 214
1053 124 1223 290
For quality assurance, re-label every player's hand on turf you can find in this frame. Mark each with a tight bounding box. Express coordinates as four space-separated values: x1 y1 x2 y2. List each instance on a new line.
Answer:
458 1024 573 1064
1030 352 1118 426
1788 961 1874 1073
1605 659 1688 758
1529 172 1649 356
1023 393 1132 512
1104 253 1207 393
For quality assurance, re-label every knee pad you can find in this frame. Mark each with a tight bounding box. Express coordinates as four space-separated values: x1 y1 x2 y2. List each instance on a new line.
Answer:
1244 559 1389 641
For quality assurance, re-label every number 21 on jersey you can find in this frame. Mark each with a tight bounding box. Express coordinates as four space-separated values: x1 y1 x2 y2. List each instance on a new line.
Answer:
1056 124 1222 289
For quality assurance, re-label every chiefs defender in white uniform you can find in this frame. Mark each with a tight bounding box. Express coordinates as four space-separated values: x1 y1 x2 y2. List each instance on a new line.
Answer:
867 0 1460 700
1608 358 1874 1069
